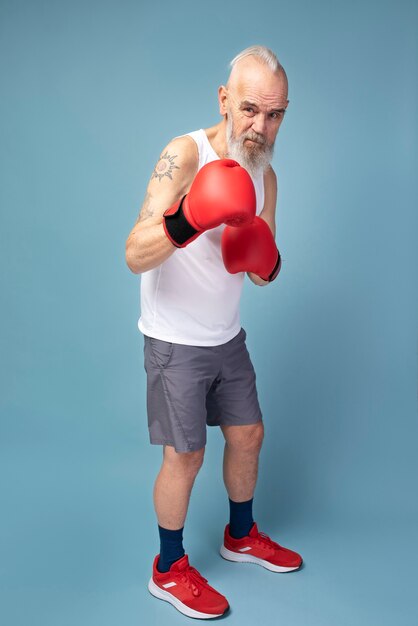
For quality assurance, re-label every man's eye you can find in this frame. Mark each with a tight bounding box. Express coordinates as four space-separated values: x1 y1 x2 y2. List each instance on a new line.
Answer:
244 107 254 114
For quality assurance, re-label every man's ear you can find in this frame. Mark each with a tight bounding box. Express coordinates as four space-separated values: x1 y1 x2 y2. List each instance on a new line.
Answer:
218 85 228 116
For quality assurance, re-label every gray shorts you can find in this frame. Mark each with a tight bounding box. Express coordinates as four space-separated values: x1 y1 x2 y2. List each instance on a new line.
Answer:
143 327 263 453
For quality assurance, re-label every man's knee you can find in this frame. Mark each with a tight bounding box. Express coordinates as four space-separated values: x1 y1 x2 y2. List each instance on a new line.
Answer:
163 445 205 478
223 421 264 452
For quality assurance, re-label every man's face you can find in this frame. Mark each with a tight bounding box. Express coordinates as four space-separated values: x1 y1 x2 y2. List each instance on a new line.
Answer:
223 61 289 177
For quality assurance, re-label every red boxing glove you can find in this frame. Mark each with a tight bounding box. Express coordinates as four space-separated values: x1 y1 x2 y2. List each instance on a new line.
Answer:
163 159 256 248
221 216 282 282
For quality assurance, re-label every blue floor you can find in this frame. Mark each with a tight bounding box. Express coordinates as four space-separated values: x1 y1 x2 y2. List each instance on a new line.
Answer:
2 423 417 626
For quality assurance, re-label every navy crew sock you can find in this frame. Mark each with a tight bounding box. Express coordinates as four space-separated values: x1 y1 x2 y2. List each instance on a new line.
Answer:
228 497 254 539
157 525 185 573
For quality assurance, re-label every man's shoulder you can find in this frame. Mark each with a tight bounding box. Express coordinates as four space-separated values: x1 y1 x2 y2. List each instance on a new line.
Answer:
168 128 201 147
162 133 199 168
263 165 277 194
263 165 277 184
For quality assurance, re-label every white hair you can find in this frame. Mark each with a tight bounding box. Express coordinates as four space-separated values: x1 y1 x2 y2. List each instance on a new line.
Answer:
229 45 284 75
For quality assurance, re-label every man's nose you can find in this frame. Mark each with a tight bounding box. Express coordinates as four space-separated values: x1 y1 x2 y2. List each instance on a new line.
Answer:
251 113 267 136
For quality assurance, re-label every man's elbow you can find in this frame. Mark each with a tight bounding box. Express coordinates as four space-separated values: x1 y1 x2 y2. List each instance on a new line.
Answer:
126 258 142 274
125 239 143 274
247 271 269 286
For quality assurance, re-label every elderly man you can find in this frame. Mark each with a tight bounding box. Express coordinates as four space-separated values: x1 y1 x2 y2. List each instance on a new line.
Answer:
126 45 303 619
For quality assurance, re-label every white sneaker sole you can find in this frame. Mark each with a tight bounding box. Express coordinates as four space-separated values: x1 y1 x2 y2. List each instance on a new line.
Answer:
220 544 301 573
148 577 227 619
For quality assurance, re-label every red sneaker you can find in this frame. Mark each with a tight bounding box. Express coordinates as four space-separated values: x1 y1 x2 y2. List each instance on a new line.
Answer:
148 554 230 619
220 522 303 572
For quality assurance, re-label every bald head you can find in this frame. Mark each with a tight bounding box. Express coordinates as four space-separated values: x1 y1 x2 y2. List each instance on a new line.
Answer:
227 45 288 91
227 57 288 110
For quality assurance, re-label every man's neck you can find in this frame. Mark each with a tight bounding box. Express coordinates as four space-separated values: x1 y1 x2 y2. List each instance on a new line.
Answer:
204 120 228 159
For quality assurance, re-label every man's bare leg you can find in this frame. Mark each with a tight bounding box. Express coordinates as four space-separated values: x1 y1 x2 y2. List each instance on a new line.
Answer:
221 422 264 501
153 445 205 529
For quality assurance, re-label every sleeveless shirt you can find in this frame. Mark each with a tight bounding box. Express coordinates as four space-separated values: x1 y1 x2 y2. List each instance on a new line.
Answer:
137 129 265 346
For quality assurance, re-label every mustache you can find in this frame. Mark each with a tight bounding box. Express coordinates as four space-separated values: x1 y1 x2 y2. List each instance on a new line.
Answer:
242 132 266 145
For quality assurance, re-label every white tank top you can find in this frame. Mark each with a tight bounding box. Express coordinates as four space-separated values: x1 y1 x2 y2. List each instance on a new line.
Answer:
138 128 265 346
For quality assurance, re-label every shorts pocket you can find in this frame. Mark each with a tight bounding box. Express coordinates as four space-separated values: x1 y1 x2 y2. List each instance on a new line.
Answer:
149 337 174 369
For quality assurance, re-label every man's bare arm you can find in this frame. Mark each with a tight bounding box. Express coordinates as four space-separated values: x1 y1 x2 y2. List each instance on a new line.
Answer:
247 166 278 286
125 136 198 274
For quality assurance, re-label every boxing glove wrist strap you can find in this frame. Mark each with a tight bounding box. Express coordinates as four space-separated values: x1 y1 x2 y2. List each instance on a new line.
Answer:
163 195 199 248
263 249 282 282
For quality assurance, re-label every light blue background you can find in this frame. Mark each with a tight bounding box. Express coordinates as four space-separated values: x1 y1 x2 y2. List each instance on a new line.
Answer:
1 0 417 624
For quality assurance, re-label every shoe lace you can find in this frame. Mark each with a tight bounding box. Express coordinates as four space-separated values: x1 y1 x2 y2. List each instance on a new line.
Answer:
180 565 208 597
255 531 281 551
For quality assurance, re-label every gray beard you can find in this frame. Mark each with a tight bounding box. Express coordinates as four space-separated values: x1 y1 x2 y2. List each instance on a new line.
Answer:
226 115 274 179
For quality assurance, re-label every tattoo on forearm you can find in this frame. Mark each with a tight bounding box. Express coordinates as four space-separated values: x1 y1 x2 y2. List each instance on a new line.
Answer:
152 151 180 182
136 192 154 223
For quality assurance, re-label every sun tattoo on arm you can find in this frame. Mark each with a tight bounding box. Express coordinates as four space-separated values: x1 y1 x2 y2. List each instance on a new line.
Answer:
152 151 180 181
